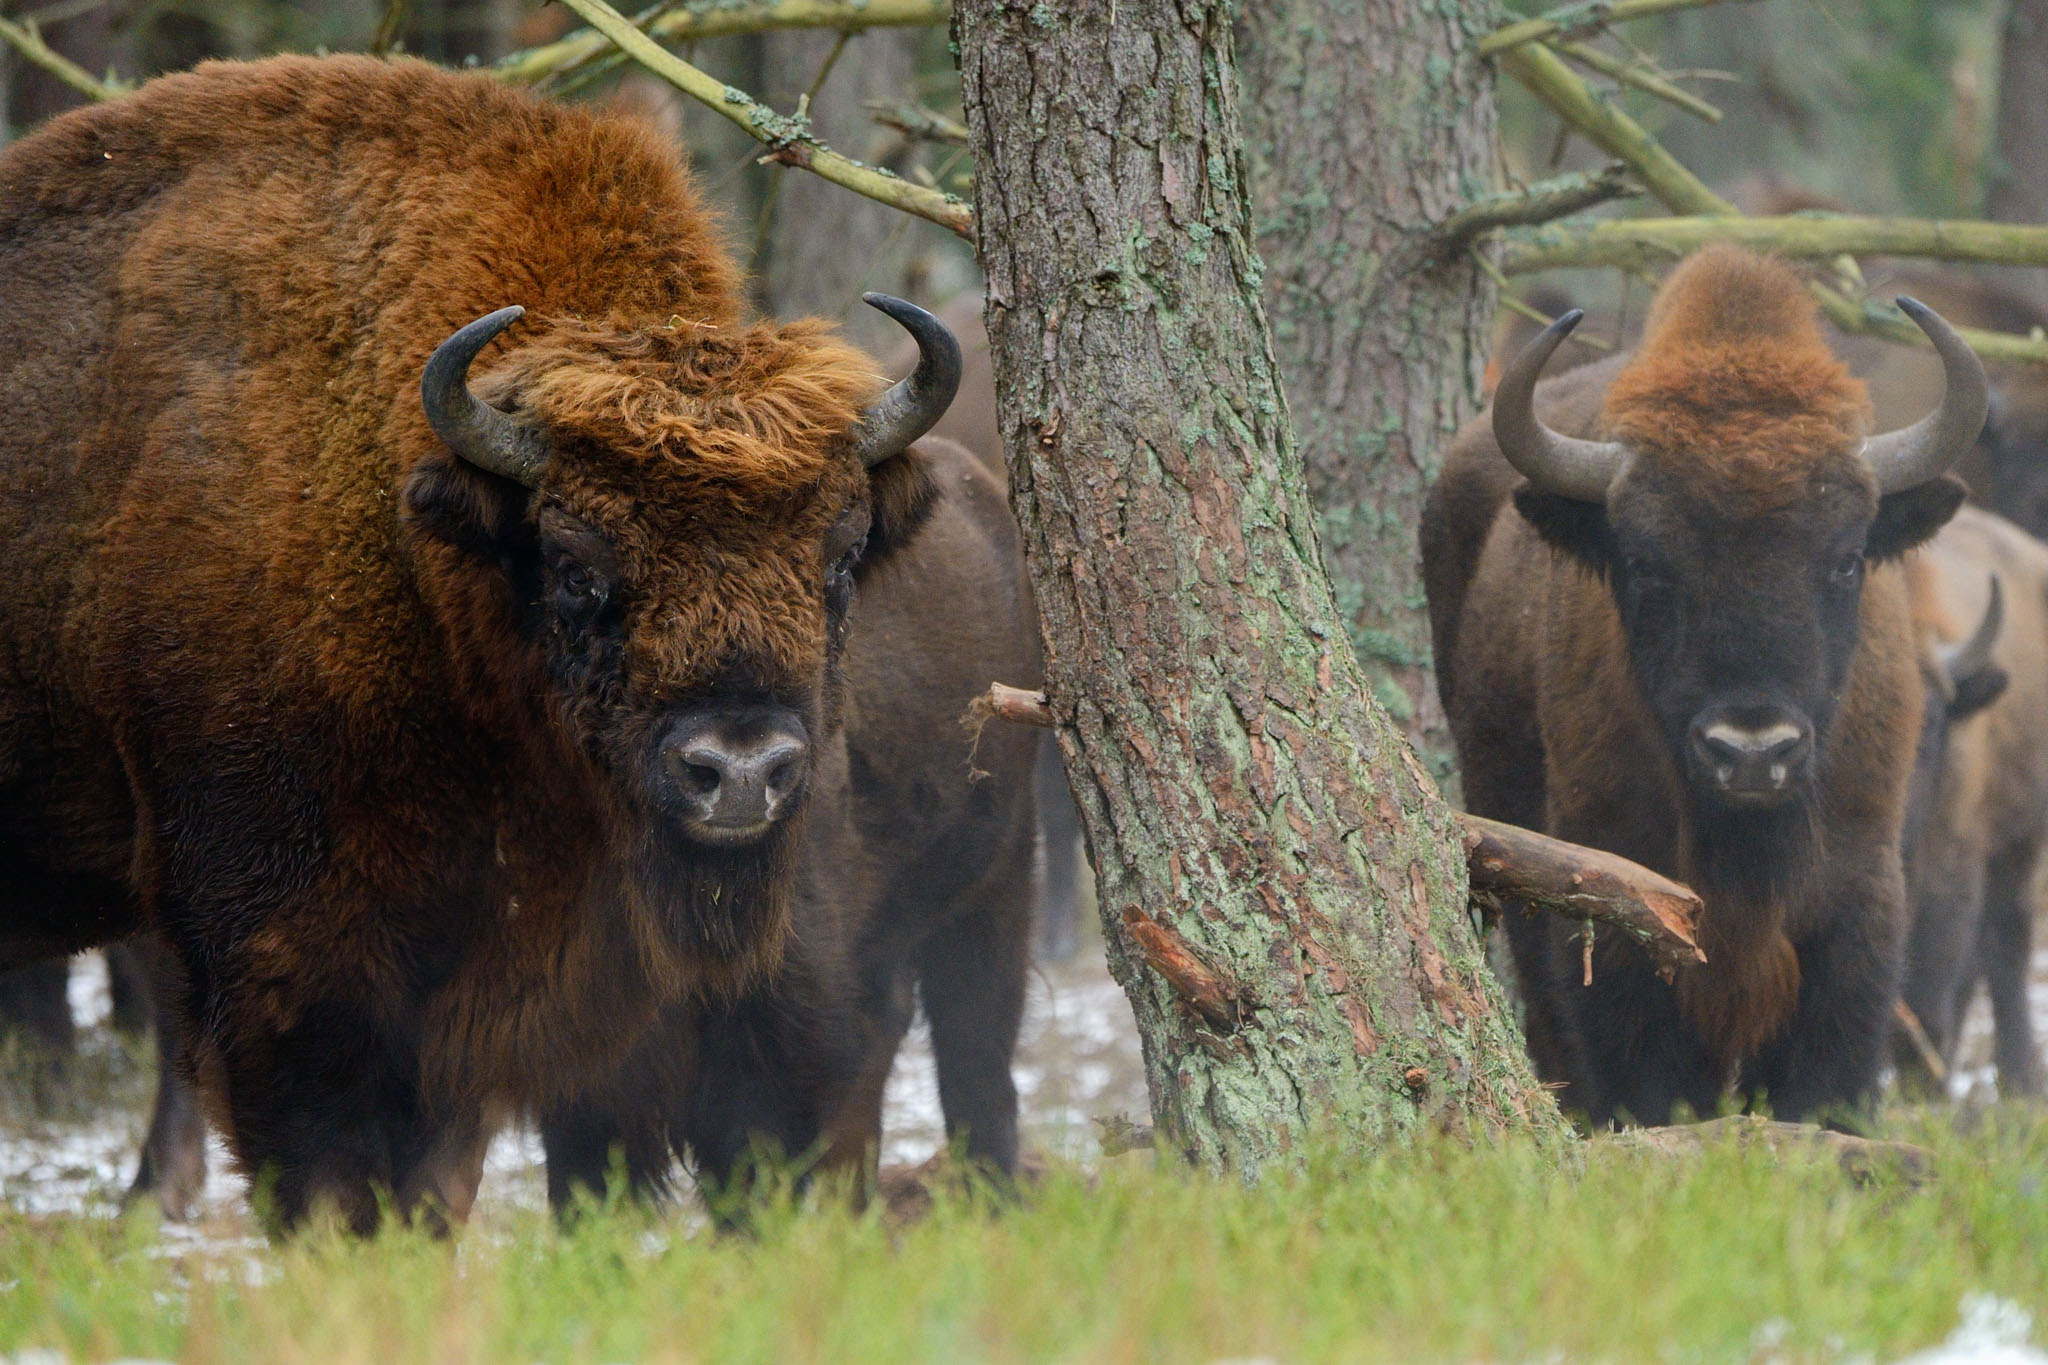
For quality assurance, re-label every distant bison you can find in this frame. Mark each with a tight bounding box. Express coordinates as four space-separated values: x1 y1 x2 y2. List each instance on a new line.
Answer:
1898 506 2048 1097
0 56 959 1231
1425 246 1984 1125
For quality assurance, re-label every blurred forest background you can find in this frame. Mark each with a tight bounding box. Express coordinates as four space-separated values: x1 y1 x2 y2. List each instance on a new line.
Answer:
10 0 2041 343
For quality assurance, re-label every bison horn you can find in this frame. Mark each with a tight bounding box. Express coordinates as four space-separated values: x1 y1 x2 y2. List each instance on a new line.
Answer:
1938 574 2004 687
1491 309 1630 504
422 306 553 488
1861 297 1990 494
849 293 962 469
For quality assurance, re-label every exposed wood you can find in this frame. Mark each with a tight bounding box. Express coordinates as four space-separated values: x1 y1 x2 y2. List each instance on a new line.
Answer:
1460 814 1706 982
494 0 949 86
548 0 972 237
1120 908 1246 1033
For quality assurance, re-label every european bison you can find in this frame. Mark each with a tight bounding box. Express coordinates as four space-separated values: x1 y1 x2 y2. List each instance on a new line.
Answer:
1897 506 2048 1097
1425 246 1985 1125
539 432 1043 1201
0 55 960 1231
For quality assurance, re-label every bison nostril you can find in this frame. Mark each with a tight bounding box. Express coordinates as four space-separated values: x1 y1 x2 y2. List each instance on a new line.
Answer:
680 760 724 797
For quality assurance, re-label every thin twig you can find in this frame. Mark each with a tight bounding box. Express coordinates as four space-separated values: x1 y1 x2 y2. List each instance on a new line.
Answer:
496 0 949 86
1552 39 1723 123
867 99 970 146
371 0 412 56
551 0 973 238
1433 163 1639 252
0 13 126 102
1480 0 1764 58
1472 248 1615 352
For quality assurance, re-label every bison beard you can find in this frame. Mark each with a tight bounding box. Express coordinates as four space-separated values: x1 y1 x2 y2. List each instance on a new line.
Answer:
1674 803 1814 1068
0 55 967 1232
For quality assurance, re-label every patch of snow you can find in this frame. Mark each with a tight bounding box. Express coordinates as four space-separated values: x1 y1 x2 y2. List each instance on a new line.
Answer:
1896 1294 2048 1364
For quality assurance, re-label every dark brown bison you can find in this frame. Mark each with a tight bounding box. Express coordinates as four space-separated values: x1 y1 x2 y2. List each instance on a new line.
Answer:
888 294 1089 963
1897 506 2048 1097
538 432 1043 1199
1425 246 1985 1125
0 55 960 1231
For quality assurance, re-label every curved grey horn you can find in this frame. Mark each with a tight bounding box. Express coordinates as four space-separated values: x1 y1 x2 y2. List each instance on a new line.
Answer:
1939 575 2005 685
1862 297 1990 495
849 293 962 469
422 306 552 487
1491 309 1630 504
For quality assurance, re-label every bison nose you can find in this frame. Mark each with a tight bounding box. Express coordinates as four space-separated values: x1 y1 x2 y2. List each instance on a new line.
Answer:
1687 709 1813 801
660 712 811 835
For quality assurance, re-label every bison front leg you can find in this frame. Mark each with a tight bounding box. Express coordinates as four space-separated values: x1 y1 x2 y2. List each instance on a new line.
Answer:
1746 887 1904 1126
916 882 1031 1176
125 941 208 1221
1978 841 2044 1098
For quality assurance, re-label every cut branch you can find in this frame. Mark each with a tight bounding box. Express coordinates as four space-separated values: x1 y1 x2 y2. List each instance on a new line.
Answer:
1433 164 1639 252
549 0 973 238
1121 907 1246 1033
1459 813 1707 981
1552 39 1723 123
981 683 1705 976
495 0 950 86
1480 0 1763 58
0 13 126 101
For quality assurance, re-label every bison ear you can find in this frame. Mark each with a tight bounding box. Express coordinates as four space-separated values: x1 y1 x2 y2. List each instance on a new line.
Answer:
1867 474 1966 561
1511 486 1613 571
1950 662 2010 722
402 456 533 561
855 444 938 579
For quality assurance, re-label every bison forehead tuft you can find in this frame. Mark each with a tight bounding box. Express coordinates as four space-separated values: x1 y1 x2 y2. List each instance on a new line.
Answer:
1601 247 1874 516
500 315 884 500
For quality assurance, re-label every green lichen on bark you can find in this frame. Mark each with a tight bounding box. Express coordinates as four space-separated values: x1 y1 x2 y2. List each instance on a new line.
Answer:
955 0 1570 1171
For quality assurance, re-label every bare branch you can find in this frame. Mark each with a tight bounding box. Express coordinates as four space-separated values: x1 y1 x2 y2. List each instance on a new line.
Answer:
496 0 949 87
1552 39 1723 123
372 0 412 56
1504 212 2048 274
1460 813 1707 982
1480 0 1764 58
1434 163 1639 251
867 99 970 146
550 0 973 238
0 13 126 102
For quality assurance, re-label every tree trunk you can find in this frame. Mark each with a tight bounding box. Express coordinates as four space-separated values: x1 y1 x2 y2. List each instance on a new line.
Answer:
1235 0 1498 783
753 29 942 351
1988 0 2048 306
954 0 1568 1168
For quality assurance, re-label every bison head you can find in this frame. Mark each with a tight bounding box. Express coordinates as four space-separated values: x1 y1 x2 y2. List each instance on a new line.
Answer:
1495 286 1983 817
400 296 955 964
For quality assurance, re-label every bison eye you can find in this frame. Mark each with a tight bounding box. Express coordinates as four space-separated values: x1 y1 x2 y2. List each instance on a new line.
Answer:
1829 552 1864 587
552 561 609 624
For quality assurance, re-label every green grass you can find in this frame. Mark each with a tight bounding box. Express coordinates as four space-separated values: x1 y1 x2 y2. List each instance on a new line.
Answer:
1 1113 2044 1364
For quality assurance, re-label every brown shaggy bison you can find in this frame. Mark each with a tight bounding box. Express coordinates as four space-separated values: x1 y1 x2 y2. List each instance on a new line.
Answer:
1897 506 2048 1097
1425 246 1986 1126
537 431 1045 1200
0 55 961 1231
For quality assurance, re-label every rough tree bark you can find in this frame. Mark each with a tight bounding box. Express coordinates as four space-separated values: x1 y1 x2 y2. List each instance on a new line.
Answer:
1235 0 1498 781
954 0 1569 1166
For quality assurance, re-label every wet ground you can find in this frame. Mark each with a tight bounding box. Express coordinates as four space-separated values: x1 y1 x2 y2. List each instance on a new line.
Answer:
0 924 2038 1234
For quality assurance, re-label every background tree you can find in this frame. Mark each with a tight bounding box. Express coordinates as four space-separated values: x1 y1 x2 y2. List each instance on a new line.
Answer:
953 0 1567 1165
1235 0 1500 780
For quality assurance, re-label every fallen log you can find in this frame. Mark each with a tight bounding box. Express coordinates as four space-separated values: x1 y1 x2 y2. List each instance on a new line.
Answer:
975 683 1709 981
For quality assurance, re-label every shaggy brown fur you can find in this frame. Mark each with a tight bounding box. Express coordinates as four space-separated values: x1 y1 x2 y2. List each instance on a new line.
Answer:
0 55 936 1231
1425 246 1959 1125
